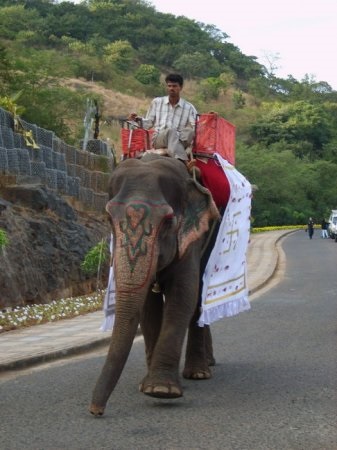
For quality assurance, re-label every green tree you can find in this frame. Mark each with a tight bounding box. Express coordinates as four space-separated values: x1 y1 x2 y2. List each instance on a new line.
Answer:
236 145 314 226
40 1 93 42
250 101 332 160
0 43 12 95
232 90 246 109
61 36 94 55
0 4 43 40
247 77 273 101
199 73 234 101
173 52 222 79
103 40 134 71
301 159 337 217
199 77 222 101
135 64 160 85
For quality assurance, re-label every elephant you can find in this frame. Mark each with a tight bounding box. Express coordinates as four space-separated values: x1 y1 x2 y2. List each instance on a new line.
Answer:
89 153 221 416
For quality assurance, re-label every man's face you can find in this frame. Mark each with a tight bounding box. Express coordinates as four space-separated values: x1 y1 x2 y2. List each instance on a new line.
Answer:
166 82 182 98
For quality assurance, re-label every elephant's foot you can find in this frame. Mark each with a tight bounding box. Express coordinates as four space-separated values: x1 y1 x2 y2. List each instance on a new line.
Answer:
182 364 212 380
139 376 183 398
89 403 105 417
207 355 216 367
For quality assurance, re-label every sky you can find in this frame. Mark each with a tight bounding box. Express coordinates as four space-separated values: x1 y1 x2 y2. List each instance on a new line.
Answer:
70 0 337 90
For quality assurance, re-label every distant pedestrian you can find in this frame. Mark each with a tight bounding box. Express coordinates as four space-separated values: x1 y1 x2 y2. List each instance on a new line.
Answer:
321 219 329 239
307 217 314 239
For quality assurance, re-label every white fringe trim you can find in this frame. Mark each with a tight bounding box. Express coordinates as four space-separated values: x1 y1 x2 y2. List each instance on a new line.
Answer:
198 296 250 327
100 314 115 332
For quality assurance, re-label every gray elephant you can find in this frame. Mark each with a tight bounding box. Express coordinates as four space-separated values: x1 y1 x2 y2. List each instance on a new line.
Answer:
90 154 220 416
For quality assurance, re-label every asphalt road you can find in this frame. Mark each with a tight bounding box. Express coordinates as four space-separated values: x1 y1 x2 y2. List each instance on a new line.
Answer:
1 230 336 450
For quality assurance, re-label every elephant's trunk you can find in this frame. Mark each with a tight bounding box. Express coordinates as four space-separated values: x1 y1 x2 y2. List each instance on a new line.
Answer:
89 293 142 416
90 198 170 416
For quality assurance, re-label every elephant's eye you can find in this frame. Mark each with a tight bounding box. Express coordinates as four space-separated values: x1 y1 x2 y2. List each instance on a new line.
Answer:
162 214 177 229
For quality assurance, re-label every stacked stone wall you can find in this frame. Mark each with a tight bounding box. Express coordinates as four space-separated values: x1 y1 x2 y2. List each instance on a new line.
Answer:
0 107 115 213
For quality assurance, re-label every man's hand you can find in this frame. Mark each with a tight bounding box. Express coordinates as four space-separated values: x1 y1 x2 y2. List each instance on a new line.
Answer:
186 159 201 178
128 113 140 122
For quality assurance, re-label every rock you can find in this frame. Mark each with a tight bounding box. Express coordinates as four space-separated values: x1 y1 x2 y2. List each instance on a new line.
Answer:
0 185 110 309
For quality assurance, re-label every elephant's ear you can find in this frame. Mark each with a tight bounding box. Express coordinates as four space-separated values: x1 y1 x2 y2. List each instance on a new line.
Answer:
178 179 220 258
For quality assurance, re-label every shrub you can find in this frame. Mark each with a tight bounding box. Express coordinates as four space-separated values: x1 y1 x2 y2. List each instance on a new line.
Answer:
0 228 9 250
81 239 109 276
135 64 160 85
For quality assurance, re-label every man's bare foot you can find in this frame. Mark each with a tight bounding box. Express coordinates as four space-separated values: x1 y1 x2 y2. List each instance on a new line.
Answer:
186 159 197 171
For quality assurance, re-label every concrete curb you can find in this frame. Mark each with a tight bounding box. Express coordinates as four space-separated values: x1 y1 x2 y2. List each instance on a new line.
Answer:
0 337 112 372
248 229 297 295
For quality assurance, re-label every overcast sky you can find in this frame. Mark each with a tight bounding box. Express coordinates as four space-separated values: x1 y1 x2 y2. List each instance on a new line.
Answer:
70 0 337 90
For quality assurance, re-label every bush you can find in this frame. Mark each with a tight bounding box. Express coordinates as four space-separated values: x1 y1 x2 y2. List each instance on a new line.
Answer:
0 228 9 250
81 239 109 276
135 64 160 85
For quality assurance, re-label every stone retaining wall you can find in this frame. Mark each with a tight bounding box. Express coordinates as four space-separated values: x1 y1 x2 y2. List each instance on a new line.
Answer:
0 107 116 212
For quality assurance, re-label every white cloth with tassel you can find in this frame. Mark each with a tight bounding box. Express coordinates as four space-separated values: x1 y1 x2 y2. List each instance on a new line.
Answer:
100 236 116 332
197 153 252 326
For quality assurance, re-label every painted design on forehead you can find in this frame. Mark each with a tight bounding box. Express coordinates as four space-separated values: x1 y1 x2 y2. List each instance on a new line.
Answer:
119 203 153 272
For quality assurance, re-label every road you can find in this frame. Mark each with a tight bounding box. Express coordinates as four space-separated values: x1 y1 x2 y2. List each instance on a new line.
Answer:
1 231 336 450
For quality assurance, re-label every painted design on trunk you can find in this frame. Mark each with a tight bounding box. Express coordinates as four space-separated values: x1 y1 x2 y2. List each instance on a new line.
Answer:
119 203 153 272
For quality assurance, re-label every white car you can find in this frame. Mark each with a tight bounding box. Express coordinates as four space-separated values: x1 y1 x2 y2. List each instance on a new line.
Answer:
328 210 337 240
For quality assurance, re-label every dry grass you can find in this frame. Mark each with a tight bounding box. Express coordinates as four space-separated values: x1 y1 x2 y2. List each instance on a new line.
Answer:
63 78 152 157
64 78 150 117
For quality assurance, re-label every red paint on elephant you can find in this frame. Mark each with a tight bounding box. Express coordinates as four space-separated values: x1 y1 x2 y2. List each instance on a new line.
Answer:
106 199 174 291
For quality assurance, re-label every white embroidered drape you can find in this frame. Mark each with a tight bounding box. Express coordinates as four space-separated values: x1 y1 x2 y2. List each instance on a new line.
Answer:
197 153 252 326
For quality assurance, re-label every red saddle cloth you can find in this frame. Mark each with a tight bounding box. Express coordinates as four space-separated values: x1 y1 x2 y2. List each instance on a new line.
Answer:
195 158 230 209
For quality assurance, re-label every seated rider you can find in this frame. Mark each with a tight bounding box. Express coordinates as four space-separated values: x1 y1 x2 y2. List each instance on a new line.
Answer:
129 72 230 211
128 73 197 168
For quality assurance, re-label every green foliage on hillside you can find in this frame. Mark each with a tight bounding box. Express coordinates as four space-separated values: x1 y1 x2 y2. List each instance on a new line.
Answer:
81 239 109 276
0 228 9 250
1 0 337 226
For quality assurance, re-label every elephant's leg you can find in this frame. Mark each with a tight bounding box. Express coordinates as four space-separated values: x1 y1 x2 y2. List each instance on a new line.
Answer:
204 325 216 366
140 289 164 370
140 268 199 398
183 308 212 380
183 217 220 379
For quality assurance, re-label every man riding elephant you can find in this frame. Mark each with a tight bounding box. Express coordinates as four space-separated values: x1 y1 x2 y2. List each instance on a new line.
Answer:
129 73 197 170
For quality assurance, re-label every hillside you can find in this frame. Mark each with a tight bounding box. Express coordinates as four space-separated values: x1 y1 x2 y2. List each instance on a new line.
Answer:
2 0 337 229
63 77 151 157
63 78 150 118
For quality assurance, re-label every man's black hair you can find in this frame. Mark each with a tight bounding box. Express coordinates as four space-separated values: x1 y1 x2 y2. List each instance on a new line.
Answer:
165 73 184 86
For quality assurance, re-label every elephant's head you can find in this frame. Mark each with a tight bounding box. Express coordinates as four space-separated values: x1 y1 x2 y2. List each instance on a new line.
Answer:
106 156 219 291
